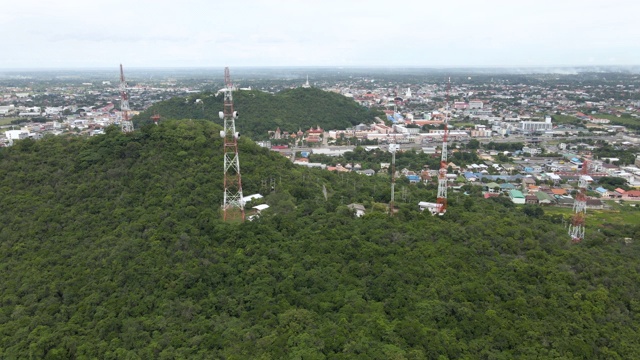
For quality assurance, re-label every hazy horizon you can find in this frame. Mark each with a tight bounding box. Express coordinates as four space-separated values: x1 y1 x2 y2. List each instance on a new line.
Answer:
1 64 639 70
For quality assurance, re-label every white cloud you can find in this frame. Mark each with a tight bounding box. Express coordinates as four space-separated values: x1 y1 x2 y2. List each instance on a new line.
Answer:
0 0 638 68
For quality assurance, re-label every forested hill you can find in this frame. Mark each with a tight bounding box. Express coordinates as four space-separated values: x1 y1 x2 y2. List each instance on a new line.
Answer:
133 87 384 139
1 121 640 358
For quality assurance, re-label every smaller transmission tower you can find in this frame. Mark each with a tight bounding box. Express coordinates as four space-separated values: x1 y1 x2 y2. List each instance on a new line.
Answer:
389 143 398 216
569 160 589 243
220 67 245 221
436 78 451 215
119 64 133 133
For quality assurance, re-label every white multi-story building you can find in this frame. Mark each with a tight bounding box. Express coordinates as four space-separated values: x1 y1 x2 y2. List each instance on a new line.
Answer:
0 105 15 116
5 130 29 140
520 115 552 132
471 129 492 137
522 146 542 155
468 100 484 109
393 125 420 134
44 107 64 116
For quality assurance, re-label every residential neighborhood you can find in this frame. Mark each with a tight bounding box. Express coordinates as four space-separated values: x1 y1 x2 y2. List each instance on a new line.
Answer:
0 72 199 146
2 69 640 213
289 141 640 212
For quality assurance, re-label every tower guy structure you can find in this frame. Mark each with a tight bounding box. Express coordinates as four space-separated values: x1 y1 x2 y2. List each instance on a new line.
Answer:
569 160 589 243
389 143 398 216
219 67 245 221
436 78 451 215
119 64 133 133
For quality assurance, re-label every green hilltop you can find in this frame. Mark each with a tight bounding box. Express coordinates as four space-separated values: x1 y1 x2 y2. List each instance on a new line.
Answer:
1 120 640 358
133 87 384 139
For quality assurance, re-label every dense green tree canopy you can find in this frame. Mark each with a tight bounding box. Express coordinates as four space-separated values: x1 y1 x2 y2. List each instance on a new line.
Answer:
598 176 630 191
133 88 384 139
1 121 640 359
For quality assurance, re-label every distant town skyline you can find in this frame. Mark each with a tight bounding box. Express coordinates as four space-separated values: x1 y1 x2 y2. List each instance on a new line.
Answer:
2 0 639 69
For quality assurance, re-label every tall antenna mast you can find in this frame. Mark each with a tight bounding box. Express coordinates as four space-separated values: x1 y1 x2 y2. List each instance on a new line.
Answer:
436 77 450 215
569 160 588 242
119 64 133 133
389 143 397 216
219 67 245 221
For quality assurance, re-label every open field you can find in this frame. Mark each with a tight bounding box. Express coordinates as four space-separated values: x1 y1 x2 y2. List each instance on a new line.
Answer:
551 113 640 130
0 117 18 126
452 122 476 128
551 114 581 125
591 113 640 127
543 200 640 228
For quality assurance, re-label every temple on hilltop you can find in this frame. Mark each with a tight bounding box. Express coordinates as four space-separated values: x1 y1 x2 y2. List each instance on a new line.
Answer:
268 127 282 139
307 125 323 134
305 126 323 143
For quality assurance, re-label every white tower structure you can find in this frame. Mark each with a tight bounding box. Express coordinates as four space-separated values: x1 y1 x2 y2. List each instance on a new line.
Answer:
436 78 451 215
220 67 245 222
389 143 399 215
119 64 133 133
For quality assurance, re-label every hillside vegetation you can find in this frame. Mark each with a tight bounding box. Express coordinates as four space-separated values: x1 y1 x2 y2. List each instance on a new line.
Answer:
1 121 640 359
133 87 383 139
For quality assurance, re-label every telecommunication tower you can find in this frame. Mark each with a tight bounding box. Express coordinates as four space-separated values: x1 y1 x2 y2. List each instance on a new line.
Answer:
568 160 589 243
119 64 133 133
219 67 245 221
436 78 451 215
389 143 398 215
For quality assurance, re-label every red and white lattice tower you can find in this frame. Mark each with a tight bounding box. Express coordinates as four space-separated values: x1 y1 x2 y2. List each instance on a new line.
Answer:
219 67 245 221
436 77 451 215
569 160 589 243
389 143 398 216
119 64 133 133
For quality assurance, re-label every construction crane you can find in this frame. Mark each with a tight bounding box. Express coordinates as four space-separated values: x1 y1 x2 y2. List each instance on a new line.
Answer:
119 64 133 133
568 160 589 243
435 77 451 215
220 67 245 222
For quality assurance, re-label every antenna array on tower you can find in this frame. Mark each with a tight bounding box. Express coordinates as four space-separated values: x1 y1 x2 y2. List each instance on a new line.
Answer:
220 67 245 221
389 143 398 216
569 160 589 243
435 78 451 215
119 64 133 133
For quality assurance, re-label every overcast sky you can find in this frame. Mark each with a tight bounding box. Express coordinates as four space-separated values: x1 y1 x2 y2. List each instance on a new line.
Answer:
1 0 638 69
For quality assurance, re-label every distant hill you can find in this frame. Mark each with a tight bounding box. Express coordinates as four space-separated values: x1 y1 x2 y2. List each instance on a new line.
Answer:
1 121 640 358
133 87 384 139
